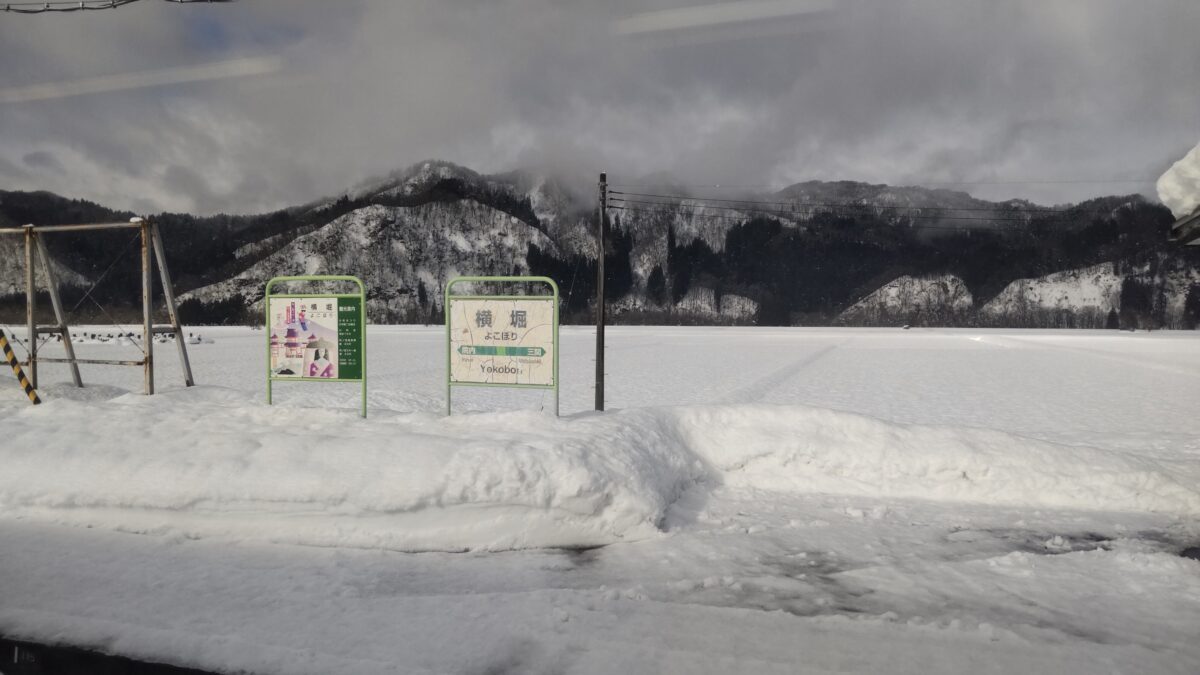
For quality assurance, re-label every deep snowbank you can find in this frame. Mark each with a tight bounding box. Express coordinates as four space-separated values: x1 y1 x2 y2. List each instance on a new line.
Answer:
0 387 704 551
675 406 1200 515
1 387 1197 552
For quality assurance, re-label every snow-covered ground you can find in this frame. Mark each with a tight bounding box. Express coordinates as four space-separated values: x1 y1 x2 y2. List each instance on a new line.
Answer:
1 326 1198 674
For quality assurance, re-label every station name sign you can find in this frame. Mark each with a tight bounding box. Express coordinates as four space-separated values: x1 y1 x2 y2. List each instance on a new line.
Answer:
445 276 560 415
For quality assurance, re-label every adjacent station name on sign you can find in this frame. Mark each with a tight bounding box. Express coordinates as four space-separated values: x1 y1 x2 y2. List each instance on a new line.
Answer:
448 298 555 386
268 295 363 381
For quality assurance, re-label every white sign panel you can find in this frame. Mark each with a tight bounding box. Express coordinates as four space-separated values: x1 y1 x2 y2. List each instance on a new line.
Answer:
448 297 555 386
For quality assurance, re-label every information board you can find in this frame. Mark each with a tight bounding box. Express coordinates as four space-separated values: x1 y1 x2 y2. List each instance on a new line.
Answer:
445 276 559 415
265 276 367 417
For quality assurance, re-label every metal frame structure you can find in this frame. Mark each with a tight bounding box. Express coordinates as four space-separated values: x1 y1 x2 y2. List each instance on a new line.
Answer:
445 275 560 416
264 275 367 418
0 218 193 395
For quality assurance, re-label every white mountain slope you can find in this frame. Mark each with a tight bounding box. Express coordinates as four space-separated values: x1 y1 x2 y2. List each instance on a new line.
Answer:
0 234 89 297
182 202 558 322
981 262 1200 328
1159 265 1200 322
838 275 974 325
675 287 759 320
982 263 1123 318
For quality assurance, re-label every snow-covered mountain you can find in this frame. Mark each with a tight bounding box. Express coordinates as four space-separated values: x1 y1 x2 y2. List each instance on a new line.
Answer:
838 275 974 325
837 261 1200 329
3 160 1198 328
980 263 1123 326
187 201 559 322
0 232 88 297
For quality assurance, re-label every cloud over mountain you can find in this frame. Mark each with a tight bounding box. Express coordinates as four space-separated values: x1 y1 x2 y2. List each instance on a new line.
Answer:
0 0 1197 215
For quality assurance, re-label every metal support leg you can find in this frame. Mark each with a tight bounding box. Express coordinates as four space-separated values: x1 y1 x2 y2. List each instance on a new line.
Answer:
34 233 83 387
141 221 154 395
24 225 36 390
150 222 194 387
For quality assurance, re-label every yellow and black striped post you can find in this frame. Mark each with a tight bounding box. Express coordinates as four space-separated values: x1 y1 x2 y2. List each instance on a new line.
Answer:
0 329 40 404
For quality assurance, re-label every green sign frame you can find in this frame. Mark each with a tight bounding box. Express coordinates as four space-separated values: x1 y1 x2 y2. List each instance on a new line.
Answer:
265 275 367 418
445 276 560 416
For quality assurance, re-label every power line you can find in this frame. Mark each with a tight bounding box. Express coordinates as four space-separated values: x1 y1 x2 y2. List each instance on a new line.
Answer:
65 231 140 316
608 190 1066 214
608 177 1158 191
2 0 232 13
606 205 1039 231
607 198 1062 223
3 0 138 11
914 178 1156 186
609 183 779 191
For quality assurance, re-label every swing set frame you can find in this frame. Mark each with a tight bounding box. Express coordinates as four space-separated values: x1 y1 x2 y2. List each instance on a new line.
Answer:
0 218 194 396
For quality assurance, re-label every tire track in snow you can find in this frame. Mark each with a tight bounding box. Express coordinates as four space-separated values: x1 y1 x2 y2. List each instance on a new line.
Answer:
989 335 1200 378
716 341 844 404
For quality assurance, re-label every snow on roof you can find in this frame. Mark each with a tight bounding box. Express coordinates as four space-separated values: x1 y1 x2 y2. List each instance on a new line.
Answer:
1157 141 1200 219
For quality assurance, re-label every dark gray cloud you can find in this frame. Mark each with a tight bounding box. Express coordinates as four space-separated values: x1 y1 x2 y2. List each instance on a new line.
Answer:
0 0 1197 214
22 150 63 173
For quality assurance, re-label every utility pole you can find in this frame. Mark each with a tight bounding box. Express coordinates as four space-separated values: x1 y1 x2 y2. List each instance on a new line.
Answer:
595 172 607 412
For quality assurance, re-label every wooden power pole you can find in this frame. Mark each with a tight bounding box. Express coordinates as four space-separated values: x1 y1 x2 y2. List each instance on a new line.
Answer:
595 172 607 411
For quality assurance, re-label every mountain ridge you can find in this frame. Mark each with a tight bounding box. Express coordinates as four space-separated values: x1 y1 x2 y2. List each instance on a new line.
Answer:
2 160 1197 329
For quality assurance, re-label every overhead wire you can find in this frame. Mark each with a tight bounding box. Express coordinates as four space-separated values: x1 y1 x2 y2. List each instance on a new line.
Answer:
904 178 1157 186
3 0 138 12
565 252 582 310
608 178 1158 190
607 198 1064 224
607 190 1066 214
65 231 140 317
603 181 1095 232
2 0 232 13
606 205 1025 232
59 231 148 355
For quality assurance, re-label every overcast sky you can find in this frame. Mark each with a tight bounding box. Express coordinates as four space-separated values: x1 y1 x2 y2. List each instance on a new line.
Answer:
0 0 1197 215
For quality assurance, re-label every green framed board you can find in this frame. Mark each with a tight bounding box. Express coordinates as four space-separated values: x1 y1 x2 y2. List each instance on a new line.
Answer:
445 276 559 416
265 275 367 417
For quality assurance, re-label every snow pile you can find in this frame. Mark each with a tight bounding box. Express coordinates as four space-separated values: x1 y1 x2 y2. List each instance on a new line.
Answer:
2 385 1198 553
1157 141 1200 219
676 405 1200 515
0 388 704 552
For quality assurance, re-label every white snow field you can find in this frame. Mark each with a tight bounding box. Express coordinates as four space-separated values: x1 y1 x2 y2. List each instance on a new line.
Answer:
1 326 1198 674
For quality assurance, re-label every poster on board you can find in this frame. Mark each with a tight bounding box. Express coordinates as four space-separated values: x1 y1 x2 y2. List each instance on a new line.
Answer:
268 296 363 381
